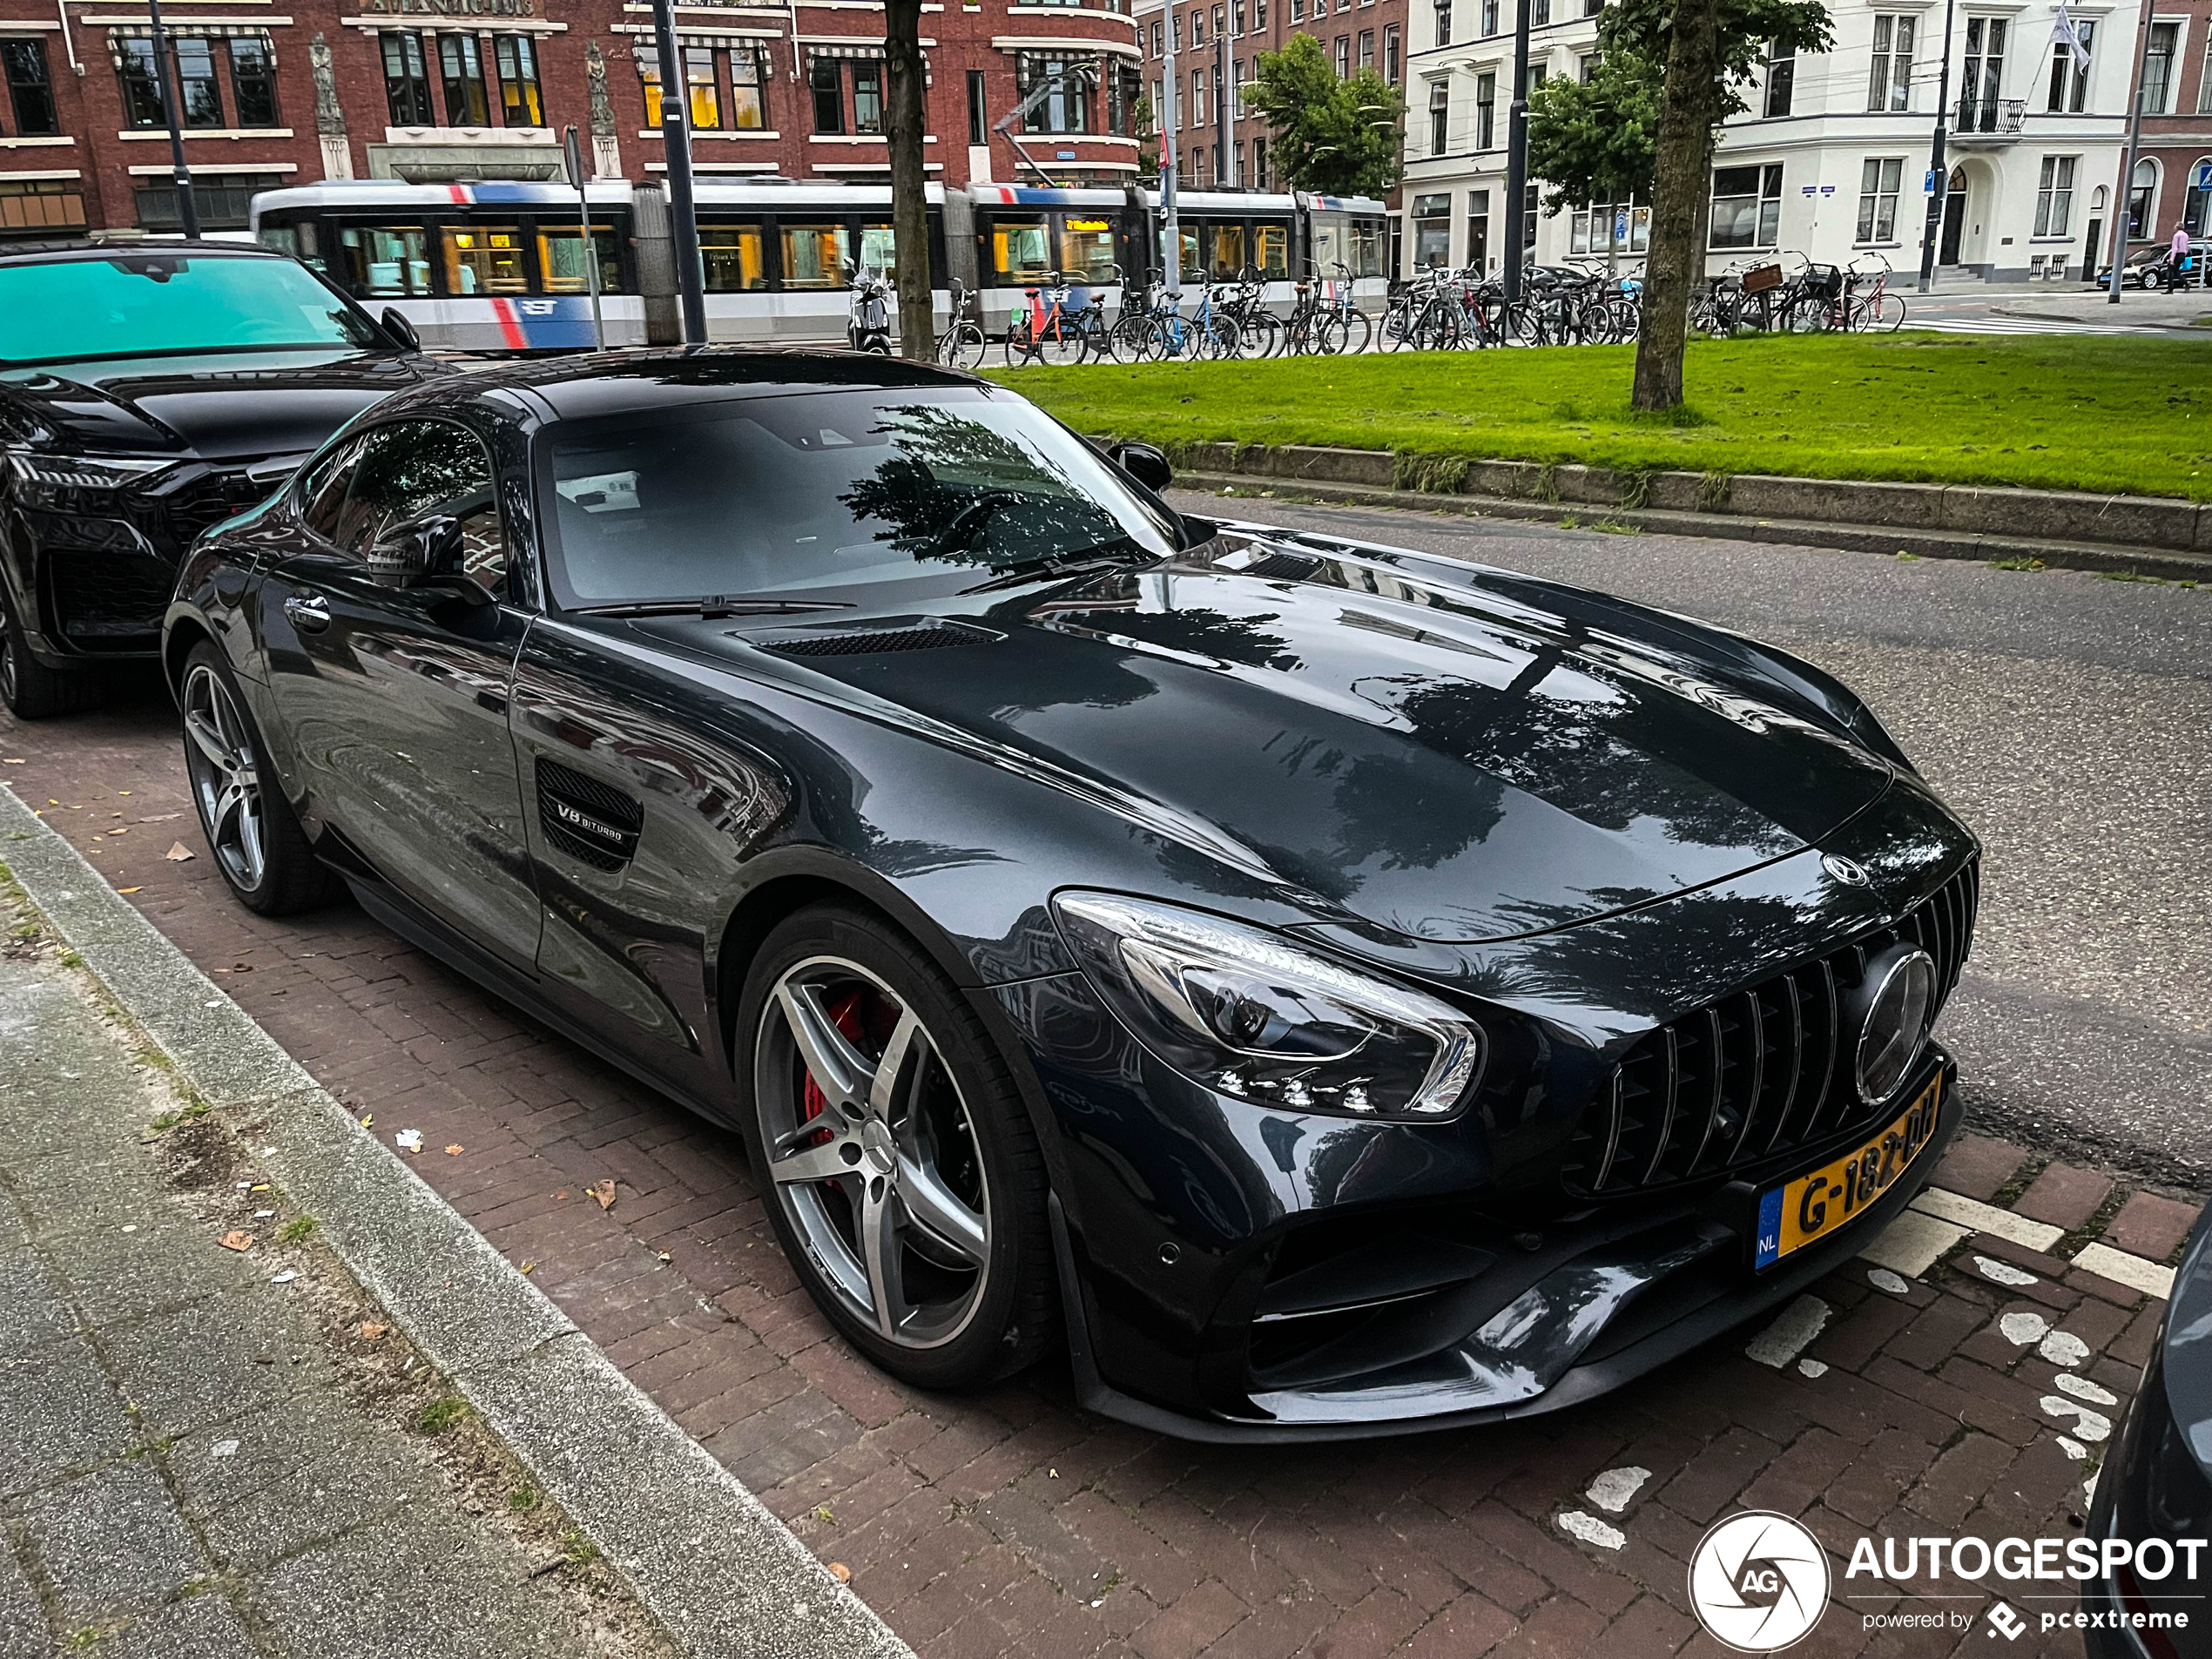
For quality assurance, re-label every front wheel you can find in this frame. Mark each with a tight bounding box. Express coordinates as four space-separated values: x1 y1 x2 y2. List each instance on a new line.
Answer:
0 584 105 720
938 321 987 371
738 905 1056 1389
179 644 335 915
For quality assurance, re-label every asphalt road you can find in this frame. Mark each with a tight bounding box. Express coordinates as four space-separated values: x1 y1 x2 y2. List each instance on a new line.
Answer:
1167 488 2212 1190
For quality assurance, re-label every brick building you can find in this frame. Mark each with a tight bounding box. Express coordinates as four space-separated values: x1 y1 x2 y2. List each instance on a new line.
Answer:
2118 0 2212 254
0 0 1142 237
1130 0 1406 195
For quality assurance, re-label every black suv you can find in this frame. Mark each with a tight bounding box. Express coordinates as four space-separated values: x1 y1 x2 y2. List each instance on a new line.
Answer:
0 239 442 718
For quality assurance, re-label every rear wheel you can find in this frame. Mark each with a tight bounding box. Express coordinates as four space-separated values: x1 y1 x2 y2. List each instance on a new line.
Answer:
0 583 104 721
1037 314 1087 368
1001 314 1035 368
739 905 1056 1390
179 643 334 914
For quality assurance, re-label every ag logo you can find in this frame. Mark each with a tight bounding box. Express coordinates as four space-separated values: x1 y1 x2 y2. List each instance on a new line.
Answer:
1688 1511 1831 1652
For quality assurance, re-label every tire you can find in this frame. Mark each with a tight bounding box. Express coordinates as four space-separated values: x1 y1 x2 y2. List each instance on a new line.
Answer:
1785 296 1832 334
1238 312 1281 359
179 642 335 915
939 322 986 370
1001 315 1035 368
737 903 1057 1390
0 583 105 720
1037 314 1087 368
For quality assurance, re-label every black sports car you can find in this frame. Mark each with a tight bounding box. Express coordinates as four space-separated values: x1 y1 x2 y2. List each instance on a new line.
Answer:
0 239 438 718
161 350 1979 1439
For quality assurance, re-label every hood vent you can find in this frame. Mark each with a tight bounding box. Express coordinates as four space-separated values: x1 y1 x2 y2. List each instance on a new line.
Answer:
757 619 1001 659
1225 550 1321 583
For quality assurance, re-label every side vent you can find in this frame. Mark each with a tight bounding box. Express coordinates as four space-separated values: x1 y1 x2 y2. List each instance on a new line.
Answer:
757 619 1001 659
536 758 642 873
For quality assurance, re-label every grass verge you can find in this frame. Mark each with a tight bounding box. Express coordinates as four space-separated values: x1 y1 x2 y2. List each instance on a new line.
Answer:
992 332 2212 502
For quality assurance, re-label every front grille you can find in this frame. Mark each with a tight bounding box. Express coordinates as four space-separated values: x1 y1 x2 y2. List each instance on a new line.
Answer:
1564 859 1979 1197
49 550 174 645
163 469 269 549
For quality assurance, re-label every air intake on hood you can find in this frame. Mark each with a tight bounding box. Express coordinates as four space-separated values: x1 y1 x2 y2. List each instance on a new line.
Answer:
757 620 1001 658
1223 550 1322 582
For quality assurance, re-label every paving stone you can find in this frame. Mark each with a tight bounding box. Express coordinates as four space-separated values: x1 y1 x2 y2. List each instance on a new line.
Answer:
2013 1163 2114 1231
2101 1191 2202 1262
0 1539 51 1659
101 1285 337 1438
104 1592 261 1659
1928 1136 2031 1203
21 1461 206 1627
0 1332 136 1500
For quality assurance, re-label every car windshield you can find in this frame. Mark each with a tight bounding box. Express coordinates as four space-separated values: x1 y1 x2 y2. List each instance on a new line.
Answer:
540 386 1178 608
0 254 380 366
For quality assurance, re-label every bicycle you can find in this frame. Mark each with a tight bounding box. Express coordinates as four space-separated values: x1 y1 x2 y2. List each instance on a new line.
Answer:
1002 271 1093 367
935 278 988 369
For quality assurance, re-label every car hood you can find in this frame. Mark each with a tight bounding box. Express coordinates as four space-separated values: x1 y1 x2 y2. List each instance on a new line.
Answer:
1 347 433 462
683 532 1898 946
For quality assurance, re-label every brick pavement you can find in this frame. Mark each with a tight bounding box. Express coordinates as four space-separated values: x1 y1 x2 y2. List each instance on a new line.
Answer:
3 693 2202 1659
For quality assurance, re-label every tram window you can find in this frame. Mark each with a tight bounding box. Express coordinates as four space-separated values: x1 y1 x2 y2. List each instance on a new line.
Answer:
1177 227 1202 281
258 222 298 258
701 226 766 291
1059 217 1116 283
1256 225 1288 277
1312 222 1343 274
537 226 620 293
991 219 1052 284
858 224 898 279
781 223 851 288
1210 223 1246 277
339 225 432 296
444 226 526 294
1352 221 1386 276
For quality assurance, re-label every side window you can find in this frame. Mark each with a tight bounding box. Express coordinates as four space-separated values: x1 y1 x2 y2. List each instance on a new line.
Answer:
331 420 507 593
297 437 363 542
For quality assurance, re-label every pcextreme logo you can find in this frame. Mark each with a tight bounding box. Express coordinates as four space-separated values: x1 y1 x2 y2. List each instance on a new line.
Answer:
1689 1511 1832 1652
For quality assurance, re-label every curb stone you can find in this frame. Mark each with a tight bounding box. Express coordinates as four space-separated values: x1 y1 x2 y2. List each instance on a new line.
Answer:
0 781 912 1659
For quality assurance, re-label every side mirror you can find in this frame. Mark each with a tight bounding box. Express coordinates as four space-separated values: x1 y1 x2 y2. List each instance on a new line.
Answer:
1109 441 1173 495
380 306 421 354
367 514 465 590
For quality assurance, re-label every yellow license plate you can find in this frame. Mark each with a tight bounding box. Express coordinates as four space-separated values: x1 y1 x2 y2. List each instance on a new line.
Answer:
1754 1074 1943 1270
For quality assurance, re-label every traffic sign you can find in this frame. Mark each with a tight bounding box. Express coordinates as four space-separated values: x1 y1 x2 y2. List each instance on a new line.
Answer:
1614 208 1629 242
2196 159 2212 190
1925 168 1937 193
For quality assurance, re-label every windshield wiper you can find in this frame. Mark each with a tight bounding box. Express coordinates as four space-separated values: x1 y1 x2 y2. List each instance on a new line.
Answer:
959 541 1161 595
570 597 856 619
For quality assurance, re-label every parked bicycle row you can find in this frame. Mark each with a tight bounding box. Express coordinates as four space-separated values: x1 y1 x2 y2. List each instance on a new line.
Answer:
909 249 1910 368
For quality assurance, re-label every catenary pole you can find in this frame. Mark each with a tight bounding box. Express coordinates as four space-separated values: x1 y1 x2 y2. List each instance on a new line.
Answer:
2107 0 2155 303
1916 0 1957 293
145 0 199 239
650 0 708 342
1501 0 1531 302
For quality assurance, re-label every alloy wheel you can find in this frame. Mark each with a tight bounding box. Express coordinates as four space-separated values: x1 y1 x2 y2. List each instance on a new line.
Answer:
756 955 992 1350
181 663 266 891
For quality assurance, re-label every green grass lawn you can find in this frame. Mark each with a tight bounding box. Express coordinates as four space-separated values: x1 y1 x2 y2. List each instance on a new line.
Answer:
993 332 2212 502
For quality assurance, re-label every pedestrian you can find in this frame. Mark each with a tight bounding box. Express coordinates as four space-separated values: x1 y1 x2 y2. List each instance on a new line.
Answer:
2172 223 2195 290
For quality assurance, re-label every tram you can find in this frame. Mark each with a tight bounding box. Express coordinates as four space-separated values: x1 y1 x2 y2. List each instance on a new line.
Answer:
250 178 1388 354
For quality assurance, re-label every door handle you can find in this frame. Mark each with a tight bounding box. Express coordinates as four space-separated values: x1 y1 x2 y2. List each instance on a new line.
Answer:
283 594 330 633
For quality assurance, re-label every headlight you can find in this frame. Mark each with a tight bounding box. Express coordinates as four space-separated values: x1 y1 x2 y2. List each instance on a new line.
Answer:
1053 893 1482 1121
8 453 177 512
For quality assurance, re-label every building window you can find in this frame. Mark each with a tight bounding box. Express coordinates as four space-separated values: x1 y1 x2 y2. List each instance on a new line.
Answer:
1522 182 1538 255
1427 78 1448 154
1020 54 1092 133
1763 40 1793 117
2128 156 2155 236
1867 15 1913 112
1961 17 2006 125
441 34 489 126
173 38 223 126
227 37 279 127
2142 20 2178 112
493 35 543 127
381 34 431 125
1466 187 1489 272
1475 71 1494 148
811 56 844 133
853 60 883 133
1335 35 1349 77
118 37 165 128
1358 30 1373 69
2047 20 2094 112
1252 133 1267 187
1233 0 1246 31
1436 0 1452 48
1577 51 1596 81
1480 0 1498 34
0 176 84 235
1534 0 1550 26
968 68 988 143
1232 57 1244 116
2185 154 2210 231
729 44 766 129
1384 24 1400 82
1288 0 1302 24
1151 19 1163 54
1710 162 1783 248
1856 156 1903 241
685 47 721 130
1256 0 1266 29
1191 66 1204 124
136 169 283 232
1412 192 1450 267
3 39 59 137
1193 9 1205 44
2201 40 2212 112
1572 198 1647 253
2033 154 2076 235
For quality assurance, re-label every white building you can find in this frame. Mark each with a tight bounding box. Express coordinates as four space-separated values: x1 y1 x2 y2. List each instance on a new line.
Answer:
1399 0 2139 282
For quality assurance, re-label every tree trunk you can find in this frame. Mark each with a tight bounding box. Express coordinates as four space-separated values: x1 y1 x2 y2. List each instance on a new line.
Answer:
886 0 934 360
1630 0 1720 411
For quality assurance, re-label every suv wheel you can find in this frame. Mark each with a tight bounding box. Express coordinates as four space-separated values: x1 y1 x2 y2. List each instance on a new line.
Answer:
0 586 103 720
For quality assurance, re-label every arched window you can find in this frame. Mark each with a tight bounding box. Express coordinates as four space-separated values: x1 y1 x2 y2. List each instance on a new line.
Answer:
2129 157 2158 238
2185 157 2212 236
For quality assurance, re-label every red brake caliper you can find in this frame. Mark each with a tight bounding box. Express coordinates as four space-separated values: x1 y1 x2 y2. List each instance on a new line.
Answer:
799 989 867 1150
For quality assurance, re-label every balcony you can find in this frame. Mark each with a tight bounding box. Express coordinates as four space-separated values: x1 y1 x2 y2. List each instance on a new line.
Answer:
1951 97 2025 145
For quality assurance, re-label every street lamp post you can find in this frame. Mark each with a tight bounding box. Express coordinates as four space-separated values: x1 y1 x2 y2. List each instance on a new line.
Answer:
1915 0 1958 293
145 0 199 239
1501 0 1532 302
649 0 707 342
1163 4 1182 295
2107 0 2157 304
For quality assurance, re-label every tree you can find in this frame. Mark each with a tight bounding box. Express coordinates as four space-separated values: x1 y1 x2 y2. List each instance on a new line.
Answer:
1243 35 1404 199
1131 93 1161 184
1606 0 1831 408
885 0 932 360
1525 49 1661 269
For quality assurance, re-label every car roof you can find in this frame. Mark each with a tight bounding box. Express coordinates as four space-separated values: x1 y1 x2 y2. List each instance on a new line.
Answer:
444 347 988 424
0 239 285 266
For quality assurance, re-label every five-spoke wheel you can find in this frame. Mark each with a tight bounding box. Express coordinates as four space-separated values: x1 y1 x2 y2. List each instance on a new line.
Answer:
176 643 334 914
